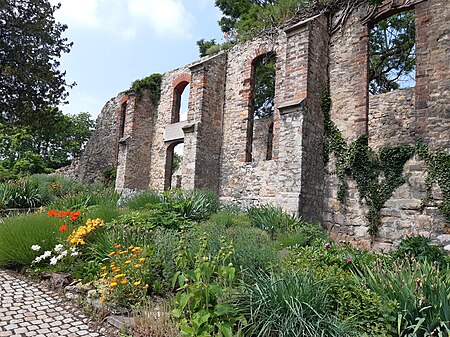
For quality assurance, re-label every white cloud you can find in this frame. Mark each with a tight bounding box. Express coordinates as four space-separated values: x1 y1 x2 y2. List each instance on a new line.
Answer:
128 0 194 39
51 0 194 40
51 0 100 28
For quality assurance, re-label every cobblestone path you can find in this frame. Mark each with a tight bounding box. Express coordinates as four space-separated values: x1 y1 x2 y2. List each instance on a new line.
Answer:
0 269 111 337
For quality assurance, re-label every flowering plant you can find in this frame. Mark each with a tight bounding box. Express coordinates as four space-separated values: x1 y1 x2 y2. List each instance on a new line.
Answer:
46 209 82 233
68 218 104 245
31 243 79 266
99 243 151 307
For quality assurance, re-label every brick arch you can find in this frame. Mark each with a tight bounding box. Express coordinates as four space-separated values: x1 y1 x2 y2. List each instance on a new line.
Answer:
171 73 191 123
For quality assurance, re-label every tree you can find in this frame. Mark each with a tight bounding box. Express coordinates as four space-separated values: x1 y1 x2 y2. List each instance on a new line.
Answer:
0 110 94 179
368 11 416 94
0 0 73 127
196 39 218 57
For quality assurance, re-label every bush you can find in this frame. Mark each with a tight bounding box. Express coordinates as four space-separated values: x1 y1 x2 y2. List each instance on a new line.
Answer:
162 189 219 221
364 258 450 336
275 222 328 249
0 212 68 268
199 221 278 273
247 205 303 239
391 236 447 266
124 190 162 210
0 177 43 208
234 269 356 337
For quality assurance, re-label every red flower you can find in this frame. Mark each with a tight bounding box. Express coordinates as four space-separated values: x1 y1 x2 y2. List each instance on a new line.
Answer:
59 224 68 232
57 211 66 218
71 211 81 217
47 210 57 217
70 215 78 221
70 211 81 221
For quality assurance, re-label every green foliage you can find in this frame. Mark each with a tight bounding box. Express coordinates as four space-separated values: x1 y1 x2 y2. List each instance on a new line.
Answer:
130 73 163 105
0 212 67 268
369 11 416 94
391 236 447 266
172 233 244 337
0 177 43 209
200 220 279 273
0 0 73 127
101 165 116 187
253 53 276 118
115 209 193 231
247 204 303 239
364 259 450 336
234 269 356 337
124 190 163 210
161 190 220 222
322 92 416 236
196 39 218 57
275 222 327 249
0 110 94 178
416 142 450 222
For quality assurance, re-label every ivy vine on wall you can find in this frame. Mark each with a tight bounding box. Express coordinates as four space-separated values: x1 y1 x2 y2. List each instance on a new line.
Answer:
130 73 163 105
322 91 450 237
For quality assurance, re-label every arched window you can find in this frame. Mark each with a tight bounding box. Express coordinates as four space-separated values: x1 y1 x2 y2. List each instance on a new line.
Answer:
164 141 184 190
172 81 190 123
246 52 276 162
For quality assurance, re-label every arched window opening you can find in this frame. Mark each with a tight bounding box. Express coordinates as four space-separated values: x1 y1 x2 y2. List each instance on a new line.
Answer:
119 101 127 139
369 10 416 95
164 142 184 190
246 52 276 162
172 81 190 123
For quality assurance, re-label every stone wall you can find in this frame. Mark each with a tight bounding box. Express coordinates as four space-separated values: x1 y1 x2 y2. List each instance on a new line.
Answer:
79 0 449 250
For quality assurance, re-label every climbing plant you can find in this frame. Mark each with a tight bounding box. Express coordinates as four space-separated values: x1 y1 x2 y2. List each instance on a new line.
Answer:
322 92 417 236
130 73 163 105
416 143 450 222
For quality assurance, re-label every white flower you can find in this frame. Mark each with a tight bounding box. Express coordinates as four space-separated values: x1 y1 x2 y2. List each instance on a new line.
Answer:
32 256 42 264
60 250 68 257
49 256 58 265
71 250 79 257
42 251 52 259
31 245 41 251
54 244 64 252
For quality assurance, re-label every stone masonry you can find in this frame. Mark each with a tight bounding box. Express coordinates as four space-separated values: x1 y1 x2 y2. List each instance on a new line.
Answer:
77 0 449 251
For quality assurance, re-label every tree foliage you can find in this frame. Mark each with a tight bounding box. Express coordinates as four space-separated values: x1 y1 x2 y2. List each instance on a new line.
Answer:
253 53 276 118
0 110 94 180
369 11 416 94
0 0 73 126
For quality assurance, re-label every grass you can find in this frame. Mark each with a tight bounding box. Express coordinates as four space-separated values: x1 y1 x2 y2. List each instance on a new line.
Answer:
0 212 68 268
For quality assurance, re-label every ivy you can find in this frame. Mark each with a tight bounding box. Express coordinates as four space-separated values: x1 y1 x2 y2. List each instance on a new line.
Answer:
416 143 450 222
322 92 415 236
130 73 163 105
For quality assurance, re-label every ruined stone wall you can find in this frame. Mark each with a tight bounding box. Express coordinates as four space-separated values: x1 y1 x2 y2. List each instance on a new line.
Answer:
78 94 125 183
79 0 449 250
324 0 450 250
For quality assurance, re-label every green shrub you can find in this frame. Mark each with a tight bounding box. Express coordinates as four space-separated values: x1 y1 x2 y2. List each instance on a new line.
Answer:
162 189 219 221
0 177 43 208
275 222 328 249
124 190 162 210
391 236 447 266
364 258 450 336
208 211 251 228
0 212 68 268
247 205 303 239
199 221 278 273
234 269 356 337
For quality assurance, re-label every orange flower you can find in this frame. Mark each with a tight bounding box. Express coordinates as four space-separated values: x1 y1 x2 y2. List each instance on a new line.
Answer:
100 297 105 303
120 279 128 284
59 224 68 232
71 211 81 217
47 210 57 217
57 211 66 218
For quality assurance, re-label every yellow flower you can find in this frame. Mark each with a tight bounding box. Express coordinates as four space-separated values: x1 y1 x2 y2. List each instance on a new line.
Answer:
101 266 107 270
125 260 131 264
133 281 141 286
110 282 118 287
120 279 128 284
128 245 134 249
139 258 146 263
114 243 121 248
100 272 108 278
114 273 126 279
107 252 115 257
134 264 141 268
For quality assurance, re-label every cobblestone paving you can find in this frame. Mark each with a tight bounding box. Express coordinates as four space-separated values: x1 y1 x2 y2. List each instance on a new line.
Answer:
0 269 111 337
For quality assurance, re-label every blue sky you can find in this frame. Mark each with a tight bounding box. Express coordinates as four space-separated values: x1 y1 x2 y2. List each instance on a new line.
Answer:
50 0 224 118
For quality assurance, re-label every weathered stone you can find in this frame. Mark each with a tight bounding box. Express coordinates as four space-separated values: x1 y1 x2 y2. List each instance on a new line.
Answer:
78 0 449 251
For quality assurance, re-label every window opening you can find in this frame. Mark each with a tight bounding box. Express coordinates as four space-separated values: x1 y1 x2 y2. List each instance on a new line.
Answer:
164 142 183 190
246 52 276 162
172 81 190 123
368 10 416 94
119 101 127 139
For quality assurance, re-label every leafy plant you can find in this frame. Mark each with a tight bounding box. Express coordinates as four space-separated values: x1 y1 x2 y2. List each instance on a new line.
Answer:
124 190 162 210
364 258 450 336
171 233 244 337
234 269 356 337
391 236 447 266
247 204 303 239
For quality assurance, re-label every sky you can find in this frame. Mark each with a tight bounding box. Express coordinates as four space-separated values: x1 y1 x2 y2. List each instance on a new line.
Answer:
49 0 224 119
